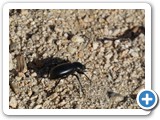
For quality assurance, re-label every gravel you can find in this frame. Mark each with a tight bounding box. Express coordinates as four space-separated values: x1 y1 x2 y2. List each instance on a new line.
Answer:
9 9 145 109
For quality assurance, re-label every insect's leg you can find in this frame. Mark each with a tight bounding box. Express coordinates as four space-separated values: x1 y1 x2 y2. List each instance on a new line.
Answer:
46 79 61 97
73 74 84 95
51 79 61 91
82 72 92 86
77 70 91 86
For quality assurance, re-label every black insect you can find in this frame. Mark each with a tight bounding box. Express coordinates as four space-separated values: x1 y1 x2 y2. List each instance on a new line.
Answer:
48 62 91 96
27 57 91 96
97 26 145 42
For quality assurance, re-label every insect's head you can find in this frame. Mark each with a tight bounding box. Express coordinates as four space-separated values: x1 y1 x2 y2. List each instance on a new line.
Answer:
73 62 86 73
73 62 91 85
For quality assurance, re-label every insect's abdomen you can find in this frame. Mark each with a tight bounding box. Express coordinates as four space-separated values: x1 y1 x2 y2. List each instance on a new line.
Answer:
49 63 75 79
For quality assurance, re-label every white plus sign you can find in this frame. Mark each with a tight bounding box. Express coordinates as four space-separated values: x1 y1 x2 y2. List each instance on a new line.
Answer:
142 93 153 105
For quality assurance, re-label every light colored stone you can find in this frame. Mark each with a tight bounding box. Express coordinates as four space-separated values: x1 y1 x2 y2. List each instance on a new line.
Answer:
33 105 42 109
31 72 37 77
131 51 139 57
9 97 17 108
67 46 77 54
71 35 84 43
92 42 99 50
15 76 22 81
21 10 29 15
28 90 33 97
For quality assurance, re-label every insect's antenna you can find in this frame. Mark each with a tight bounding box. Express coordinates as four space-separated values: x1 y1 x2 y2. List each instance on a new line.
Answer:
83 72 91 85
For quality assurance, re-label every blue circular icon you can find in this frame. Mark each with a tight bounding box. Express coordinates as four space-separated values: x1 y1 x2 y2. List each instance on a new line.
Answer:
137 89 158 110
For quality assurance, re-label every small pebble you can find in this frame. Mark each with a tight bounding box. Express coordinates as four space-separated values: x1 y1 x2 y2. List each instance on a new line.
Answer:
67 46 77 54
32 86 39 94
131 51 139 57
92 42 99 50
9 97 17 108
31 72 37 77
28 90 33 97
10 82 20 94
33 105 42 109
71 35 84 43
15 76 22 81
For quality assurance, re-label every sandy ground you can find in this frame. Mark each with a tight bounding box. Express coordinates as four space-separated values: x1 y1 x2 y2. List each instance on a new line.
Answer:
9 9 145 109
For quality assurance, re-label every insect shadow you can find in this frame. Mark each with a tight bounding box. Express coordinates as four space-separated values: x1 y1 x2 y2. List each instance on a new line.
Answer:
27 57 69 78
27 57 91 97
97 26 145 42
